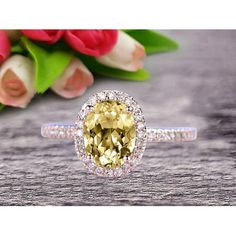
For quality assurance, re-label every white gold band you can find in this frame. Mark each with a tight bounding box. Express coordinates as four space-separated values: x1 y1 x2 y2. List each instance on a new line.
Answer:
41 124 197 142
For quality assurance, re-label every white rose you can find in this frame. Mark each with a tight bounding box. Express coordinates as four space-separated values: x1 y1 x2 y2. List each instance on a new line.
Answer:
0 55 35 108
96 31 146 72
51 58 93 99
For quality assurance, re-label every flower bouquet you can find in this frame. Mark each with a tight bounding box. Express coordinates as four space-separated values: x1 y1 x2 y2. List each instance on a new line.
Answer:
0 30 178 110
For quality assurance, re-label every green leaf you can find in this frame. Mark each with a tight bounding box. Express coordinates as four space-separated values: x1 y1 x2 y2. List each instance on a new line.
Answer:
125 30 179 54
77 54 149 81
21 37 73 93
11 44 25 54
0 104 5 111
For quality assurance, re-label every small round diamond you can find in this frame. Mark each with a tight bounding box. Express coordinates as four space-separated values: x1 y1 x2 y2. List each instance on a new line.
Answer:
114 168 123 177
106 169 114 178
87 95 97 106
106 91 116 100
76 120 83 129
76 129 83 137
87 161 96 172
95 167 104 176
97 92 106 101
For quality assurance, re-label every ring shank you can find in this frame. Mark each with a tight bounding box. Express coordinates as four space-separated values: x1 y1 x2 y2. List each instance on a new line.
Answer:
41 124 197 142
146 127 197 142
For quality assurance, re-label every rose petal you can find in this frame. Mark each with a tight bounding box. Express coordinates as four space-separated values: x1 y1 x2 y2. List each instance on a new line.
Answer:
64 30 118 57
51 58 93 99
21 30 64 44
0 30 11 64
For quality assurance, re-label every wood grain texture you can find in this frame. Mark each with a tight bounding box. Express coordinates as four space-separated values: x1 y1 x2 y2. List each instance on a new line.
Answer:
0 30 235 205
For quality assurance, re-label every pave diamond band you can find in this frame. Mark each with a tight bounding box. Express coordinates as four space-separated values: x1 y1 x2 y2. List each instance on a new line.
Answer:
41 124 197 143
41 90 197 178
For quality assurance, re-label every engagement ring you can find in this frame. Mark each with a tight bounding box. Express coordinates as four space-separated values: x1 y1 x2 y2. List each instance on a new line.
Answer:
41 90 197 178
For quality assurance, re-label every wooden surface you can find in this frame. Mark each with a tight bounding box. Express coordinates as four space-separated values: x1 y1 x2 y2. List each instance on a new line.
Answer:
0 30 235 205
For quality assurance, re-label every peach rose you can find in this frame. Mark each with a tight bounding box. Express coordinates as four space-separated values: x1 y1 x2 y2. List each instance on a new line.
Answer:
51 58 93 99
96 31 146 72
0 55 35 108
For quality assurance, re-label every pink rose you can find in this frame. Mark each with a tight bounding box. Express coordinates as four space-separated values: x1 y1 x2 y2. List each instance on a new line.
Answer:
0 30 11 64
96 31 146 72
21 30 64 44
51 58 93 99
64 30 118 57
0 55 35 108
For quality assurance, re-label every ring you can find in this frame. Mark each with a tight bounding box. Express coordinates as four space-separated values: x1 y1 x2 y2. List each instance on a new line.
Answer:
41 90 197 178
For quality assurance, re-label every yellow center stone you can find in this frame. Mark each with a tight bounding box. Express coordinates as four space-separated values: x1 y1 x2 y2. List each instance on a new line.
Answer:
83 100 136 168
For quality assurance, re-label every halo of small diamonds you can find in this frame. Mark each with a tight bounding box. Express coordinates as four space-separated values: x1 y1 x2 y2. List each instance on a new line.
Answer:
74 90 147 178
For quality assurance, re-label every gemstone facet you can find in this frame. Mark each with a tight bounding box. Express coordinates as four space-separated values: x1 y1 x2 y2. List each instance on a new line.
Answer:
83 100 136 168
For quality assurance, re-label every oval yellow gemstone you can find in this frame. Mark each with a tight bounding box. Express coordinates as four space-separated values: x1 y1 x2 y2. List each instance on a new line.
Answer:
83 100 136 168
